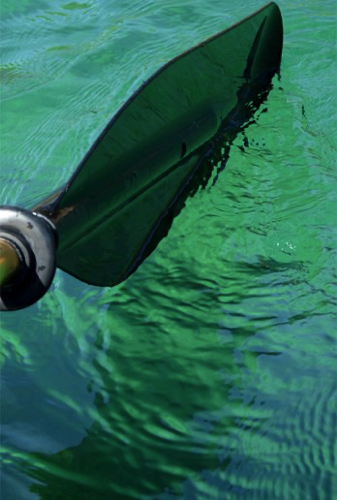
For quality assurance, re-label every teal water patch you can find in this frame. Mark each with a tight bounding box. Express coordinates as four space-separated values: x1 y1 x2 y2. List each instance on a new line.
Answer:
1 0 336 499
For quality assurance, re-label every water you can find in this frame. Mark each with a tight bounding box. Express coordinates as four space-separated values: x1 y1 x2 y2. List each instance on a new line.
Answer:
0 1 336 499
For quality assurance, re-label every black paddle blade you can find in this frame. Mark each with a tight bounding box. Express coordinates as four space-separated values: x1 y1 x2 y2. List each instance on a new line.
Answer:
34 2 283 287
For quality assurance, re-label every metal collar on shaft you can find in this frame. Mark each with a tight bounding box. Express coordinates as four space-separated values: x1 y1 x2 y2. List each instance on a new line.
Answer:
0 206 58 311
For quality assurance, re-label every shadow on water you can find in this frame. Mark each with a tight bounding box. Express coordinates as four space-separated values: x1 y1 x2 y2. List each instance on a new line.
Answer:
18 325 262 500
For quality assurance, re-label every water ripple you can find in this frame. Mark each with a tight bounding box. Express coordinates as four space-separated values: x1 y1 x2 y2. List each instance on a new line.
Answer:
1 0 336 499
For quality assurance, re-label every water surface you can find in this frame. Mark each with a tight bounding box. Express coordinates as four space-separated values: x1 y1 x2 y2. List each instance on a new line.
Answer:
0 1 336 499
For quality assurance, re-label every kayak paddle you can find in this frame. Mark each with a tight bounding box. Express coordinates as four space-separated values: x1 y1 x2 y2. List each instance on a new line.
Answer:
0 2 283 311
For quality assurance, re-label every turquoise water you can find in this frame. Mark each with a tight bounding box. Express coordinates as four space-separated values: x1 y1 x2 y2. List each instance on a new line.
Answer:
1 1 336 499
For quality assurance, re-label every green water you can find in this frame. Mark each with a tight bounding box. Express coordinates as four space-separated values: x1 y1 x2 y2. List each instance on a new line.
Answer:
0 1 336 499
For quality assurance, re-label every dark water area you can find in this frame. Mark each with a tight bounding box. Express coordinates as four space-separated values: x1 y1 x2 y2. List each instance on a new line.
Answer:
0 1 336 499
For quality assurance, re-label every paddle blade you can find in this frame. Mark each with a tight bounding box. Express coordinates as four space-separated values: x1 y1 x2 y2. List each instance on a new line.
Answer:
35 2 283 286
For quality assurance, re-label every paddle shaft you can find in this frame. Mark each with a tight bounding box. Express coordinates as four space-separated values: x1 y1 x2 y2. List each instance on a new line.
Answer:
0 238 20 287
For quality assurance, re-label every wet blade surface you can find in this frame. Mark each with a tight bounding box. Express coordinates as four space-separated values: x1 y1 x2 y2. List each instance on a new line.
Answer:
35 2 283 286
